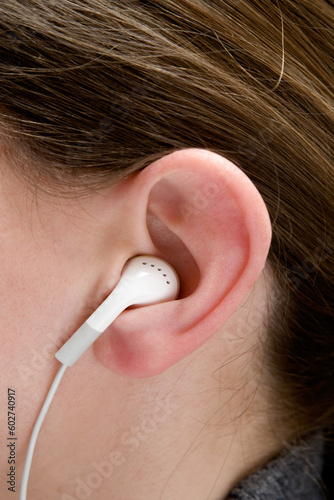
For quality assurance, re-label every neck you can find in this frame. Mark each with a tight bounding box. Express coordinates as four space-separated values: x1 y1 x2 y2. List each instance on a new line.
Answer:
11 270 288 500
18 337 286 500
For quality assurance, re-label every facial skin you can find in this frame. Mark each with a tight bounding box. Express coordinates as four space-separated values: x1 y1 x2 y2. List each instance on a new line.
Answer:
0 148 287 500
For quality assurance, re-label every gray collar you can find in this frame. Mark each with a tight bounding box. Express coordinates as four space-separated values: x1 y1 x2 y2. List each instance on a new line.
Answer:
227 432 326 499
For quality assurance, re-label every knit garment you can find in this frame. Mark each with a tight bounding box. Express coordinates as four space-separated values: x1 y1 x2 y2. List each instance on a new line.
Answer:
227 432 327 500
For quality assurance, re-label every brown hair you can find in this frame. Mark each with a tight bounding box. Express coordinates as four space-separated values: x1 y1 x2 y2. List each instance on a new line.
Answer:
0 0 333 439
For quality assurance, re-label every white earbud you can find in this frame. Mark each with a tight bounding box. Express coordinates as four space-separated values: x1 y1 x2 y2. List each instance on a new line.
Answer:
55 255 180 366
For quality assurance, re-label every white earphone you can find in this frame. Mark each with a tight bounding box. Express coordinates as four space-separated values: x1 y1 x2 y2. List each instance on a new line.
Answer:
20 255 179 500
55 255 179 365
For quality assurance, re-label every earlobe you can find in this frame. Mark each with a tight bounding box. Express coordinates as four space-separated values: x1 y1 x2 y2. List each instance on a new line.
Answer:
93 149 272 378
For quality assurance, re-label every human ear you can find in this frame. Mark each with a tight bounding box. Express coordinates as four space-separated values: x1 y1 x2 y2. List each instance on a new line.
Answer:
93 148 272 377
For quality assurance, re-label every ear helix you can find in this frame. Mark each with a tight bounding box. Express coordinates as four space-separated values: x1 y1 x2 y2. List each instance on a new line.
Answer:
55 255 180 366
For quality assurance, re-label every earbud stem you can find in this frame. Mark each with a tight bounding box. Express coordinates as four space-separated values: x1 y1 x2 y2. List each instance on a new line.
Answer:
55 292 130 366
55 322 101 366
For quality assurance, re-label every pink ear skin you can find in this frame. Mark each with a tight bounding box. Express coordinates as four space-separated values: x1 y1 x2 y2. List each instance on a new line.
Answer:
93 149 272 378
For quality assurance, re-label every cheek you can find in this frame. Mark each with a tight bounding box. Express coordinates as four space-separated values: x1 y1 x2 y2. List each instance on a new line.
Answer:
0 160 89 351
0 244 72 353
0 223 96 368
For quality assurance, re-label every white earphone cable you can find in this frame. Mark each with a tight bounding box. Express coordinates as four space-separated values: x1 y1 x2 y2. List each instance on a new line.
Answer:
20 363 67 500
